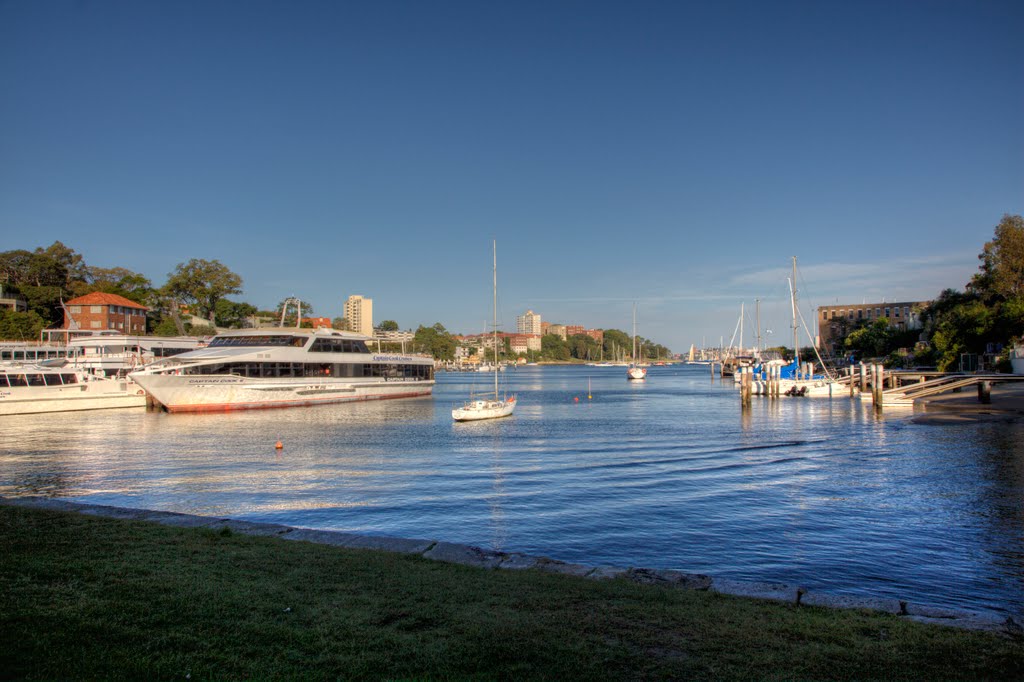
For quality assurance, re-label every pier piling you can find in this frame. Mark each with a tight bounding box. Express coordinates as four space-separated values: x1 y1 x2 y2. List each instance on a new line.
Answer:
978 380 992 404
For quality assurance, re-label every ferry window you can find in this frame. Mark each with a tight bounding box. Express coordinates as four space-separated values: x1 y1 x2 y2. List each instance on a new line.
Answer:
61 374 78 384
10 374 28 386
27 374 46 386
0 375 8 387
43 374 62 386
0 351 9 360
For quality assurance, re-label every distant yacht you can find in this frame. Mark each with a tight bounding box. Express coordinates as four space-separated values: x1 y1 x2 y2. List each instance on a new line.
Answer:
131 328 434 412
452 240 516 422
627 303 647 381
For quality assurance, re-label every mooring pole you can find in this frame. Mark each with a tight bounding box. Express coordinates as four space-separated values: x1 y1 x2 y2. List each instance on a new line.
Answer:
978 380 992 404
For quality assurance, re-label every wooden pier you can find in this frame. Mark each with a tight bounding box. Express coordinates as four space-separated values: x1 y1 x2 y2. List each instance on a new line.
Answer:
858 371 1024 407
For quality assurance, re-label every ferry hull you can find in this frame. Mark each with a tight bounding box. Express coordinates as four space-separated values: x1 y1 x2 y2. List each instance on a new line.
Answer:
0 382 147 415
132 374 434 413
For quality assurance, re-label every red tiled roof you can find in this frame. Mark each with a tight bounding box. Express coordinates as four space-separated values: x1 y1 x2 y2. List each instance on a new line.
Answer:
66 292 150 310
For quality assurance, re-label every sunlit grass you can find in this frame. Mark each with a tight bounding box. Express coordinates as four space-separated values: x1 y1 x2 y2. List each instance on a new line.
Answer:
1 505 1021 680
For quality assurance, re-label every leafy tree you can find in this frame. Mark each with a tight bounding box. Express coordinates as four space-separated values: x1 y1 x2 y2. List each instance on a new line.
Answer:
0 309 46 340
164 259 243 326
378 320 399 332
413 323 456 360
844 319 896 359
973 214 1024 300
568 333 599 360
332 317 350 331
215 299 259 328
541 333 570 361
78 266 154 305
602 329 631 361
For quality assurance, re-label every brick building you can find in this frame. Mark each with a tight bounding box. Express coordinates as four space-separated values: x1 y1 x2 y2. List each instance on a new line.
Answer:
817 300 930 352
65 292 148 334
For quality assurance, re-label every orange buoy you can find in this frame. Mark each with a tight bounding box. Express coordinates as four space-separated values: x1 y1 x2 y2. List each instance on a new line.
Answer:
573 396 579 402
275 440 283 450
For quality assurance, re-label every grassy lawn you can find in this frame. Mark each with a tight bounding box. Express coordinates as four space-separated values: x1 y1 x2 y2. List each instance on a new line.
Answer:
1 504 1021 680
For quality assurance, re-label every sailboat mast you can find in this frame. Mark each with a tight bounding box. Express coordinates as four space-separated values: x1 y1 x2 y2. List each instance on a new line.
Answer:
791 256 799 365
493 239 498 397
755 299 762 352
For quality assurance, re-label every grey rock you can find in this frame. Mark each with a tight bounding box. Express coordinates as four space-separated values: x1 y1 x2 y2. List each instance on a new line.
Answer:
800 592 904 614
711 578 801 603
142 511 223 528
342 534 434 554
214 519 295 536
628 568 712 590
497 553 541 570
1 496 82 512
586 566 629 580
279 527 366 547
422 541 504 568
534 558 593 577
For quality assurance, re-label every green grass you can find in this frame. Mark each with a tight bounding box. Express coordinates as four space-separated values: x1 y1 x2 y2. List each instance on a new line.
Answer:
1 505 1021 680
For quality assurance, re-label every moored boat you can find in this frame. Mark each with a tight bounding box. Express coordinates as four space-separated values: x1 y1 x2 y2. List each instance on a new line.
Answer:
130 328 434 413
0 365 146 415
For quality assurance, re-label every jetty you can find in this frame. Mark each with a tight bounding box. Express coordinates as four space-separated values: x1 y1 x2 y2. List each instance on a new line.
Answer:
858 370 1024 407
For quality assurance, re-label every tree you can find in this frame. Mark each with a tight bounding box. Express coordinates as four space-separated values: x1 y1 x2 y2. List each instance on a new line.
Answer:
541 333 570 361
78 266 154 305
602 329 631 360
973 214 1024 300
844 319 896 359
332 317 350 331
164 259 243 326
378 320 399 332
215 299 259 328
413 323 456 360
0 309 46 340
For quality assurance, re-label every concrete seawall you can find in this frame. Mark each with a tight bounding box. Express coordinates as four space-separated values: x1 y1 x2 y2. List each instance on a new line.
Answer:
3 495 1021 637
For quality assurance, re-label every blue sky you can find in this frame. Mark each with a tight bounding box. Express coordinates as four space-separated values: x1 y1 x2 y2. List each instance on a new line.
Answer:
2 1 1021 351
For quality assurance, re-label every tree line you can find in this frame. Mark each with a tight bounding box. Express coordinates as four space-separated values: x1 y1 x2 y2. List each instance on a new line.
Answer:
0 243 314 339
829 214 1024 371
0 241 668 359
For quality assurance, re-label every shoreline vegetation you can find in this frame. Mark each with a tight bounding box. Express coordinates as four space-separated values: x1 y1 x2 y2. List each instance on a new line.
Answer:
2 502 1021 680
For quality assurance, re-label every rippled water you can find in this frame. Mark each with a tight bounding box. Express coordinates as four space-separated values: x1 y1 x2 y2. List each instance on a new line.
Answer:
2 365 1022 616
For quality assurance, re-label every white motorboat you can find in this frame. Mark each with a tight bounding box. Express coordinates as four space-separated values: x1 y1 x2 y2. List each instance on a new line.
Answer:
0 365 147 415
130 327 434 413
453 240 516 422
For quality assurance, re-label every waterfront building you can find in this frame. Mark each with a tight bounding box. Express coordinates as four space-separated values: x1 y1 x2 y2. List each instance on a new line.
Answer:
517 310 542 335
509 334 542 355
547 324 568 340
301 317 332 329
817 300 930 352
64 292 148 334
0 285 27 312
374 328 414 343
343 295 373 337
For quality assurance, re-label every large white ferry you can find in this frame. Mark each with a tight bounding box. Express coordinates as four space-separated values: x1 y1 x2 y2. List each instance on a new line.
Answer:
130 328 435 413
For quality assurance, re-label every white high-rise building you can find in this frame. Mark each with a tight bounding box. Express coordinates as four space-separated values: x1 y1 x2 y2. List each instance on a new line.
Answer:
344 295 373 336
517 309 542 335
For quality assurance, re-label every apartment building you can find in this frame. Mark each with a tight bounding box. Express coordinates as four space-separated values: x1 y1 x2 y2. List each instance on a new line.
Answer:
517 309 542 335
817 300 930 351
343 295 373 337
65 292 148 334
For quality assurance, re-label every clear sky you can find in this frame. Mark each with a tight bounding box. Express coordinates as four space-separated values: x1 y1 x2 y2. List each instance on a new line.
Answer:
2 0 1021 351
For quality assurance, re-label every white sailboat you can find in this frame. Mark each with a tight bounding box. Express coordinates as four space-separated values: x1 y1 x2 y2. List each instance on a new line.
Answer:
627 303 647 381
452 241 517 421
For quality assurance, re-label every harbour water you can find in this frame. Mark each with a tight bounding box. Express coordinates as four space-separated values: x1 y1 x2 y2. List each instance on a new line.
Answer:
1 365 1022 617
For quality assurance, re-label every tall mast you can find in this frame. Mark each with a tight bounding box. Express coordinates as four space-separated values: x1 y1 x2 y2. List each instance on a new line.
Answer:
632 303 637 362
755 298 762 352
791 256 799 364
493 239 498 397
739 302 744 352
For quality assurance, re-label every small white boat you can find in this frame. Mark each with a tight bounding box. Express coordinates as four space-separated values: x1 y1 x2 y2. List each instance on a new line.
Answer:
0 365 147 415
453 240 516 422
452 395 517 421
